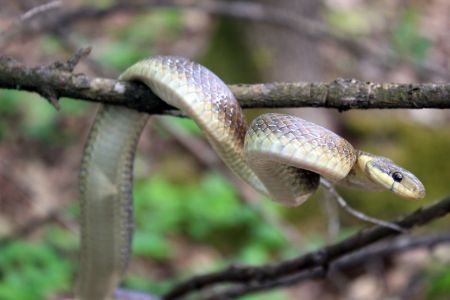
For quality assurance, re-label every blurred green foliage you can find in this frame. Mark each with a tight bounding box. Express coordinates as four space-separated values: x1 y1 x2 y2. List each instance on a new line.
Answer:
0 90 89 143
325 8 372 36
391 8 432 64
96 11 182 70
427 266 450 300
134 173 287 254
0 240 72 300
128 172 289 295
325 5 432 64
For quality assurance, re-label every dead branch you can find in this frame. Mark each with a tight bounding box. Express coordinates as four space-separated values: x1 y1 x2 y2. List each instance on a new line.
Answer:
194 232 450 300
163 195 450 299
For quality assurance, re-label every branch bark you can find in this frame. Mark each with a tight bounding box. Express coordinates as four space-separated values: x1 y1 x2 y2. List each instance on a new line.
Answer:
195 232 450 300
164 196 450 299
0 54 449 113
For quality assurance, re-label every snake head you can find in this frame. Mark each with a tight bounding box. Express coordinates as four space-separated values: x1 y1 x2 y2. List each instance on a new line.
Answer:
359 154 425 200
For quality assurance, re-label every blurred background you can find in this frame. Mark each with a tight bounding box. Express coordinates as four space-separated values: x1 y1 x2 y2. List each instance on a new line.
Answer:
0 0 449 299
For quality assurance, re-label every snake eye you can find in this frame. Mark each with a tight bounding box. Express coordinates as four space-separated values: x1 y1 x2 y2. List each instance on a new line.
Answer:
392 172 403 182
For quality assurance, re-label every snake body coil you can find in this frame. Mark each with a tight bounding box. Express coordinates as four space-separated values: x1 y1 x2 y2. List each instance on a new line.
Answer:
77 56 425 299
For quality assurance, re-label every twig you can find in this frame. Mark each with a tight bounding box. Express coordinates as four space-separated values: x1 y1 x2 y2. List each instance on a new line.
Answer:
318 189 340 241
46 46 92 73
20 0 63 21
0 54 449 113
28 47 92 110
194 233 450 300
320 179 407 233
163 196 450 299
0 0 63 47
196 267 325 300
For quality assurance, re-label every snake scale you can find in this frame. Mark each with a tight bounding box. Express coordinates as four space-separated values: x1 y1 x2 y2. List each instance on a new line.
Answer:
77 56 425 299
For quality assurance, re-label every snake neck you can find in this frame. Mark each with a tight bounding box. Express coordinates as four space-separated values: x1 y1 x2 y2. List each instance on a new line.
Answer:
338 151 384 191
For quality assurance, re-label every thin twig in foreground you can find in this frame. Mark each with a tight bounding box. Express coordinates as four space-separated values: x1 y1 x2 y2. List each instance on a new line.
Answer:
319 188 341 241
163 196 450 299
320 179 406 233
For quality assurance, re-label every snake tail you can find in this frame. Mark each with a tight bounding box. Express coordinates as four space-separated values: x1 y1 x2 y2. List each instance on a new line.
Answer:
78 106 148 299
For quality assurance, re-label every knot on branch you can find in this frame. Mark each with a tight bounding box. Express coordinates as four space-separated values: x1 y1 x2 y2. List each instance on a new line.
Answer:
36 47 92 110
46 46 92 73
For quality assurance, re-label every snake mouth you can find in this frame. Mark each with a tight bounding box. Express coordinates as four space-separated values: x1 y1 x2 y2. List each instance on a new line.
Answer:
393 181 426 200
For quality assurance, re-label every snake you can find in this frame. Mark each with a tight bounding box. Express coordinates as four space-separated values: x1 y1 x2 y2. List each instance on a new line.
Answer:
76 56 425 299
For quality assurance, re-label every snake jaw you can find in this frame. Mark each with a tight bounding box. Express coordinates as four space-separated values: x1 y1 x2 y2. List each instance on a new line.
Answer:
359 154 425 200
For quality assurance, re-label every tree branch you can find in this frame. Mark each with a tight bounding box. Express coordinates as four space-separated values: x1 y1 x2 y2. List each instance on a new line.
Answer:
194 232 450 300
0 54 449 113
163 196 450 299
